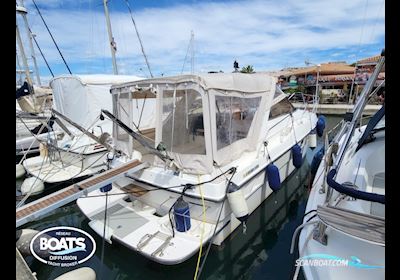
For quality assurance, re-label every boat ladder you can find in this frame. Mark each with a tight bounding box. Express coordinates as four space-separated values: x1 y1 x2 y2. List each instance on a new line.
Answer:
137 230 173 257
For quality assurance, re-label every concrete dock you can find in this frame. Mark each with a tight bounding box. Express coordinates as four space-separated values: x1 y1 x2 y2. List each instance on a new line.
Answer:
292 103 381 115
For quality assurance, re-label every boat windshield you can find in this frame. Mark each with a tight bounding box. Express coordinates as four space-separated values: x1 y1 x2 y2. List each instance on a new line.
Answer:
269 97 294 120
161 88 206 154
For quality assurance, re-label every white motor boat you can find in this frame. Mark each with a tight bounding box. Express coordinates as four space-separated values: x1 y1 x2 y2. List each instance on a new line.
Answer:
77 72 319 265
293 51 385 279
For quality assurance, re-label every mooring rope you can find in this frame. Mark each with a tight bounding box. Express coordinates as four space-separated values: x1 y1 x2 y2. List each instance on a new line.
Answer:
99 191 109 280
195 168 236 280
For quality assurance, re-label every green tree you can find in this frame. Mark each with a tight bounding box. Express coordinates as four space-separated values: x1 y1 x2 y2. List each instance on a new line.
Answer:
240 65 255 73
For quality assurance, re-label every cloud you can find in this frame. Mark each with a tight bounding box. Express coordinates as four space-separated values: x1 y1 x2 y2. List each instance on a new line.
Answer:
18 0 385 80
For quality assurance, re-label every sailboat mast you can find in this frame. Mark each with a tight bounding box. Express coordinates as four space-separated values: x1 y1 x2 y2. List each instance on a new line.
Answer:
21 6 41 85
190 30 194 74
17 1 41 85
16 50 24 85
103 0 118 75
16 23 33 85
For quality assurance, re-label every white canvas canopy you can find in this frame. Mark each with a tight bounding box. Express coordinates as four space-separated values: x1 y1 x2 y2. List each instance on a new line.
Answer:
111 73 277 174
115 73 274 93
50 74 143 134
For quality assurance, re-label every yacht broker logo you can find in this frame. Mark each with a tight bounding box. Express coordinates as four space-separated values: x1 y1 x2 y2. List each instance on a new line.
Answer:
295 254 384 269
30 226 96 267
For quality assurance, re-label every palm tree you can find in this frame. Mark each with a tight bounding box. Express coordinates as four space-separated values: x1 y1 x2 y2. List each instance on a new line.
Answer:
240 65 255 73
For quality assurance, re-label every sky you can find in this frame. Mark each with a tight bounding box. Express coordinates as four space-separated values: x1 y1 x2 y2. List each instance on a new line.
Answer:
16 0 385 85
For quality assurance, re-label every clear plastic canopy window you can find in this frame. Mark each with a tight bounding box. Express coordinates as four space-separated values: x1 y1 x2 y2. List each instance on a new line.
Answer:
161 89 206 154
215 95 261 150
109 73 277 174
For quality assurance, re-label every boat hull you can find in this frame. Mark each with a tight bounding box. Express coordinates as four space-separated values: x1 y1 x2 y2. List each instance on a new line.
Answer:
298 128 385 280
77 134 311 264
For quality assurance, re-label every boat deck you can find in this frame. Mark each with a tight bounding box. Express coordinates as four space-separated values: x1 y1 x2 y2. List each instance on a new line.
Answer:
120 183 149 197
317 205 385 245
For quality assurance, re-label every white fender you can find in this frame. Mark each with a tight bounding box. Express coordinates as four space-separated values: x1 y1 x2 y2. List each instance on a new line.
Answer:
16 164 26 179
21 177 45 195
309 131 317 149
131 150 142 161
227 189 249 222
54 267 96 280
16 229 39 256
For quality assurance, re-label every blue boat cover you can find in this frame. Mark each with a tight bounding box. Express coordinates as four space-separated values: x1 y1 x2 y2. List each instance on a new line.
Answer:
355 105 385 152
327 169 385 204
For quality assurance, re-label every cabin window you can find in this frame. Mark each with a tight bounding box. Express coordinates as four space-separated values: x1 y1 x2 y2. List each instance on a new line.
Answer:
161 89 206 154
215 95 261 150
269 97 294 120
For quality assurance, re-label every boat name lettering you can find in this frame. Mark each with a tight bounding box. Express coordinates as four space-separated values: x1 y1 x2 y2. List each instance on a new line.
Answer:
243 165 259 178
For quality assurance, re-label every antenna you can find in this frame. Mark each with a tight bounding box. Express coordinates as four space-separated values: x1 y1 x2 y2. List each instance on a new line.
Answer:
181 30 195 74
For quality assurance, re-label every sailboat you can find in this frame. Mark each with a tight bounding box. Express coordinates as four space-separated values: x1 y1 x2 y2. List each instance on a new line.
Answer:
21 74 144 186
16 2 54 157
18 0 152 191
292 50 385 279
16 103 54 157
77 72 319 264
